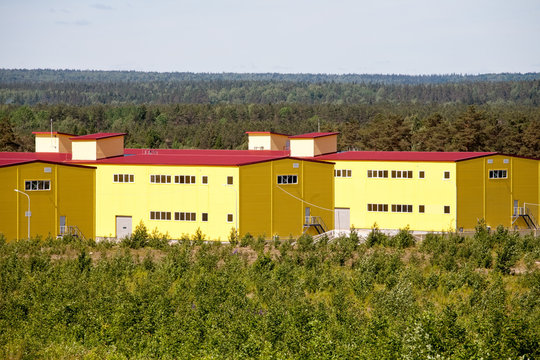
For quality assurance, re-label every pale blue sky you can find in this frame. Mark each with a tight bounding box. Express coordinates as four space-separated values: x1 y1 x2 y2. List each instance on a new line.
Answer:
1 0 539 74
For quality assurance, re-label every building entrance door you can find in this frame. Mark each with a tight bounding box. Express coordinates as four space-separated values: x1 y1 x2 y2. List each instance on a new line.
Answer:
334 208 350 230
116 216 132 239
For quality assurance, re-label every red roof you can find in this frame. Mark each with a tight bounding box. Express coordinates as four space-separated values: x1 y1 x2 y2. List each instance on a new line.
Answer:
316 151 499 162
70 133 126 140
32 131 75 136
0 152 95 169
289 132 340 139
245 131 290 136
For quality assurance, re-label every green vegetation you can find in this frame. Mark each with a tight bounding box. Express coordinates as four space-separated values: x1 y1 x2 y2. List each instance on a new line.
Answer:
1 226 539 359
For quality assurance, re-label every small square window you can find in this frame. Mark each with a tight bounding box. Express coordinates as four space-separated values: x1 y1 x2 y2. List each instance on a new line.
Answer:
130 175 134 182
227 214 233 222
419 171 425 179
444 206 450 214
191 176 196 184
202 176 208 184
114 174 119 182
202 213 208 222
227 176 233 185
367 204 372 211
347 170 352 177
444 171 450 179
337 170 342 177
367 170 372 178
419 205 425 213
407 171 413 179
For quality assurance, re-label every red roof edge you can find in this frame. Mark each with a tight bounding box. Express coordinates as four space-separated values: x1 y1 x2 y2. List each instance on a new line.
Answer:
32 131 75 136
70 133 126 140
0 159 96 169
289 132 340 139
245 131 290 136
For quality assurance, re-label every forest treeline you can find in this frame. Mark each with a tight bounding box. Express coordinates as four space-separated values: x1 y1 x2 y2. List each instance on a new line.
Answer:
1 69 539 106
1 103 539 158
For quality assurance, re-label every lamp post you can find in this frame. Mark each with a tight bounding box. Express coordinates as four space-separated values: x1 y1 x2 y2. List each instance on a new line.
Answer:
223 184 238 236
14 189 31 240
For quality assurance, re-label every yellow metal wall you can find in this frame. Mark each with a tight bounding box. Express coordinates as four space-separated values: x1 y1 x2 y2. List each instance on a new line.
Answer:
0 162 95 241
72 141 97 160
94 164 240 241
96 136 124 159
290 138 315 157
457 155 539 230
239 158 334 239
313 135 337 156
332 160 457 231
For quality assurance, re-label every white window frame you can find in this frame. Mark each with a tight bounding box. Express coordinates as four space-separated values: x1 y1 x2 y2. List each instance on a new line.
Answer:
150 175 171 184
227 213 234 222
489 169 508 179
201 176 208 184
113 174 134 183
25 180 51 191
443 171 451 180
150 211 171 220
277 175 298 184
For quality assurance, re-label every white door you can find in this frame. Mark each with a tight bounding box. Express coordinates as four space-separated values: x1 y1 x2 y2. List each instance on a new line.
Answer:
59 216 66 235
334 208 350 230
116 216 132 239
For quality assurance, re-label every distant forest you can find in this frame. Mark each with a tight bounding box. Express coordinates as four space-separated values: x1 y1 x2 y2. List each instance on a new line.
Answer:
0 69 539 157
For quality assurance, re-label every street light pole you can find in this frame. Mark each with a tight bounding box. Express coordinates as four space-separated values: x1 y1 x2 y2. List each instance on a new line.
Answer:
14 189 31 240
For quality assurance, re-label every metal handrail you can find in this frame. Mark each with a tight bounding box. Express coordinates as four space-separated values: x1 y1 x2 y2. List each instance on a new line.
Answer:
304 216 328 232
59 225 87 241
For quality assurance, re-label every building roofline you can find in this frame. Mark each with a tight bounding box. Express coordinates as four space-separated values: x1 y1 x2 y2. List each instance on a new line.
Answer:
289 132 340 139
70 133 126 141
245 131 290 137
32 131 75 136
0 159 96 169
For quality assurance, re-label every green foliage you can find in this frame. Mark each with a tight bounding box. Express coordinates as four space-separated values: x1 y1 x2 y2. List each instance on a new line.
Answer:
0 227 539 358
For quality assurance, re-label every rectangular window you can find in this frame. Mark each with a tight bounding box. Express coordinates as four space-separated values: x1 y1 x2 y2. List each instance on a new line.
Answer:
175 175 197 184
150 175 171 183
150 211 171 220
391 170 413 179
24 180 51 191
202 176 208 184
334 169 352 178
367 203 388 212
174 212 196 221
113 174 134 183
227 176 234 185
391 204 413 213
419 205 425 213
419 171 425 179
444 171 450 179
227 214 234 222
367 170 388 178
444 206 450 214
277 175 298 184
202 213 208 222
489 170 507 179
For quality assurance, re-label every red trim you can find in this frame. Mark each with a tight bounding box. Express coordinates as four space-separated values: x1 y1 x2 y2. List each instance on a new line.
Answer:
70 133 126 140
245 131 290 136
315 151 499 162
32 131 75 136
0 159 96 169
289 132 340 139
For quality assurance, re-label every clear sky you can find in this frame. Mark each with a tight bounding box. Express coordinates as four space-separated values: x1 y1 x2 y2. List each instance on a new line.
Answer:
1 0 539 74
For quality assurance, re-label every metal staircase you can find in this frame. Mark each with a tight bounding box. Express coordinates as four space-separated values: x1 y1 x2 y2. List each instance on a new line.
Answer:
59 226 87 241
303 216 328 234
512 206 538 230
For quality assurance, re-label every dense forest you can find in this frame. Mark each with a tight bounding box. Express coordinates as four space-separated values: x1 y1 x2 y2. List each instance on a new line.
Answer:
1 225 539 358
1 70 539 106
1 69 539 158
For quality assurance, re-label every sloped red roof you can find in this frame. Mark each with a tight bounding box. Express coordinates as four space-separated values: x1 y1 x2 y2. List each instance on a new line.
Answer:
70 133 126 140
315 151 499 162
32 131 75 136
289 132 339 139
245 131 290 136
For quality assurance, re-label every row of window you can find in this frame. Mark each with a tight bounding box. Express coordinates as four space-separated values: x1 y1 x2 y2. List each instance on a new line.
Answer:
334 169 352 177
127 175 230 184
367 203 451 214
489 170 507 179
277 175 298 184
149 211 230 222
368 170 448 179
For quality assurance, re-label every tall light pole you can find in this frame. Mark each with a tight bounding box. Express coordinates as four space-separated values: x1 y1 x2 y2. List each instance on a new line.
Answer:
223 184 238 236
14 189 31 240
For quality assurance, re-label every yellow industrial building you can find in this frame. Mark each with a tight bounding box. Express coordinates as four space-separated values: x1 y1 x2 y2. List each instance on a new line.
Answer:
0 130 538 241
